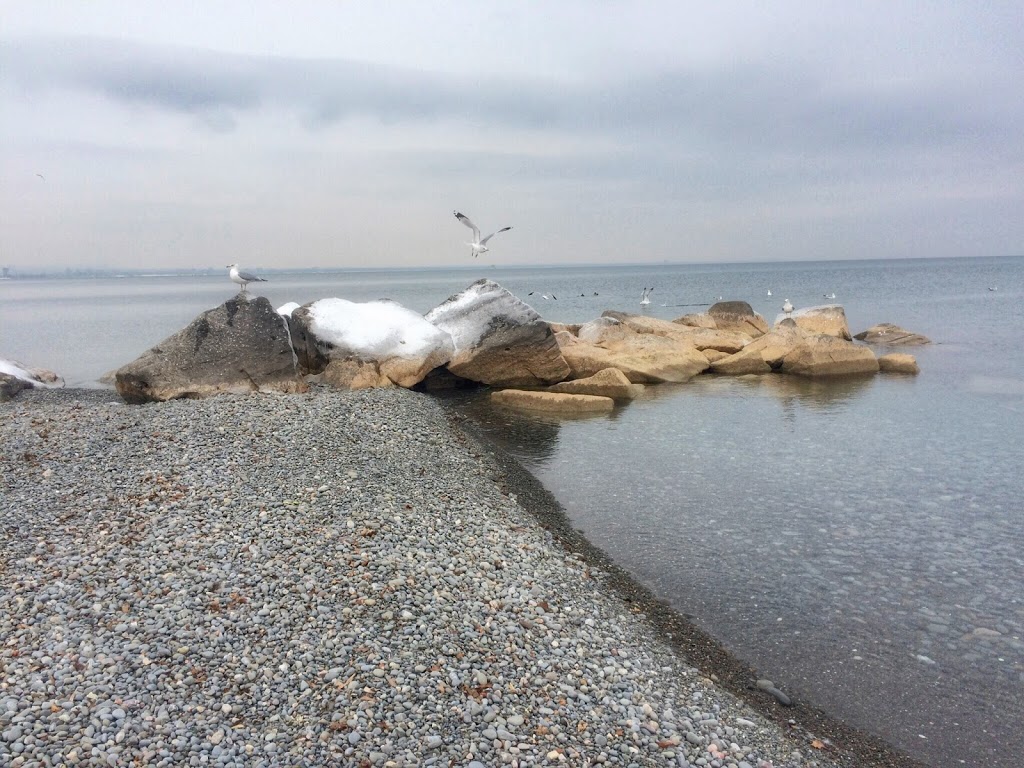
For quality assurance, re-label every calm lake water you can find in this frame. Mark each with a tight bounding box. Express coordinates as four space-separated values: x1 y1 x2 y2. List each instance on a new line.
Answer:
3 257 1022 767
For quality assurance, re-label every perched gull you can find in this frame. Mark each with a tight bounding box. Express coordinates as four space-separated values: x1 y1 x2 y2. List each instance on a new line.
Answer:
782 298 794 315
767 289 772 296
453 211 512 258
640 287 652 306
823 292 836 299
226 263 267 293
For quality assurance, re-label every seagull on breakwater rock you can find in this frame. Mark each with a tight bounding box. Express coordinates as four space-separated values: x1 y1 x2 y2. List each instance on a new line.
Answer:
453 211 512 258
226 264 267 293
782 299 794 315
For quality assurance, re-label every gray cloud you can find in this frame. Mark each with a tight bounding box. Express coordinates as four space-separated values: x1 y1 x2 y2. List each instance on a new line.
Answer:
5 36 1017 161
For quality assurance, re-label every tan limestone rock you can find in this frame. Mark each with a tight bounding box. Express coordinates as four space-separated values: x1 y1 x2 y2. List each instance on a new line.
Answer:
877 353 920 374
707 301 769 337
778 305 852 340
491 389 614 413
781 334 880 377
321 360 395 390
559 325 709 383
548 367 644 400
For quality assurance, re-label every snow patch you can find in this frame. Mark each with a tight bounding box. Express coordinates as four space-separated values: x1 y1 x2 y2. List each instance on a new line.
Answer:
276 302 300 317
308 298 453 359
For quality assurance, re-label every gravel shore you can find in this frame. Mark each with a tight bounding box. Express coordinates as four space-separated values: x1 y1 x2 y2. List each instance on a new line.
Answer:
3 387 888 767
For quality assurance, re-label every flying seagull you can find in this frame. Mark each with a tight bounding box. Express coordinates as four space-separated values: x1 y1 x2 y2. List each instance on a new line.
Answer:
453 211 512 258
226 263 267 292
640 287 652 306
782 299 794 315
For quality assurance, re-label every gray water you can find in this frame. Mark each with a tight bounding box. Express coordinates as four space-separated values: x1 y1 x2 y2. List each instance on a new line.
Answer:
3 256 1023 767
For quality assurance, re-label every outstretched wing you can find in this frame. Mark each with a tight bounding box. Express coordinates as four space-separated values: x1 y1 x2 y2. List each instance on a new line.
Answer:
480 226 512 246
453 211 480 242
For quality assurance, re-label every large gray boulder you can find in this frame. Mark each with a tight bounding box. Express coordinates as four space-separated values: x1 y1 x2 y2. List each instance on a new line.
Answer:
289 298 454 388
115 295 304 403
425 279 570 387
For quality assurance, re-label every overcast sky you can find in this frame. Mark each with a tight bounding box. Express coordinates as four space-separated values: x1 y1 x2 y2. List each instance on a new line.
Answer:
1 1 1021 270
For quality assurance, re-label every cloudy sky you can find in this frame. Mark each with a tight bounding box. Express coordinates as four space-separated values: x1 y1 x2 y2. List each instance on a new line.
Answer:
1 1 1021 270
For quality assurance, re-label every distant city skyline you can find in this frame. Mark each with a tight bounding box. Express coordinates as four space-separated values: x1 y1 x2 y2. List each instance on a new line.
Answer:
1 1 1021 270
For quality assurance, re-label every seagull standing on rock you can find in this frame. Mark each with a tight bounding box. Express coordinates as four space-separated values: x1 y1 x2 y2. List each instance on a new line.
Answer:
782 298 794 315
453 211 512 258
226 263 267 293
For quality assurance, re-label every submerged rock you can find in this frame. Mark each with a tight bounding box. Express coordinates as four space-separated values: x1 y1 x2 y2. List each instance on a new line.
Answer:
491 389 615 413
878 353 920 374
115 295 304 403
854 323 931 346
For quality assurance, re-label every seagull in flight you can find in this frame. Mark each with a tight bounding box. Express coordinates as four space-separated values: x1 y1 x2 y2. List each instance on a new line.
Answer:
640 287 652 306
453 211 512 258
226 263 267 293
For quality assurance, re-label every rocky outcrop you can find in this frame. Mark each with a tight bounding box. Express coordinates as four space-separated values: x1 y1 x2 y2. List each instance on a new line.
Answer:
548 367 644 400
780 333 880 377
290 298 454 388
777 305 852 340
674 301 768 338
878 353 920 374
0 359 62 401
710 324 803 375
602 311 750 353
491 389 615 413
115 295 305 404
557 318 709 383
854 323 931 346
711 323 878 377
425 280 570 387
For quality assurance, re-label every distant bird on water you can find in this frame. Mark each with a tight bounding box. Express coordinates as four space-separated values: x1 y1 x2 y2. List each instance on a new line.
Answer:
226 263 267 293
782 298 794 315
824 292 836 300
767 289 772 296
453 211 512 258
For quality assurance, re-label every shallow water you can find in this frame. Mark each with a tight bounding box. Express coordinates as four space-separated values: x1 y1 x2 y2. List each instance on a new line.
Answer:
3 256 1023 767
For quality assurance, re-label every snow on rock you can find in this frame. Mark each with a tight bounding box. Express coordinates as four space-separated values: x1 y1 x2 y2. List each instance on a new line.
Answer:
290 298 454 389
425 279 570 387
1 358 63 401
276 302 300 317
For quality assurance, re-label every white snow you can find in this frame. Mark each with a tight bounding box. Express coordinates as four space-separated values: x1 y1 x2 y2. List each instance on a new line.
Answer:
276 302 300 317
1 358 61 388
1 358 38 382
308 298 453 359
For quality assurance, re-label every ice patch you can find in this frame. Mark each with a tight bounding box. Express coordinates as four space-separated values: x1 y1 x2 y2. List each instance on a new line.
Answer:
308 298 453 359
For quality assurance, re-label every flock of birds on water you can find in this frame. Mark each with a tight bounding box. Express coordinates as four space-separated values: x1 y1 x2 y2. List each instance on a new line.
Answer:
222 211 893 314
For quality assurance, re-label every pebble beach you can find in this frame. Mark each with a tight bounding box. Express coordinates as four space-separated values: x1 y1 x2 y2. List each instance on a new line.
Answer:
1 387 906 768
